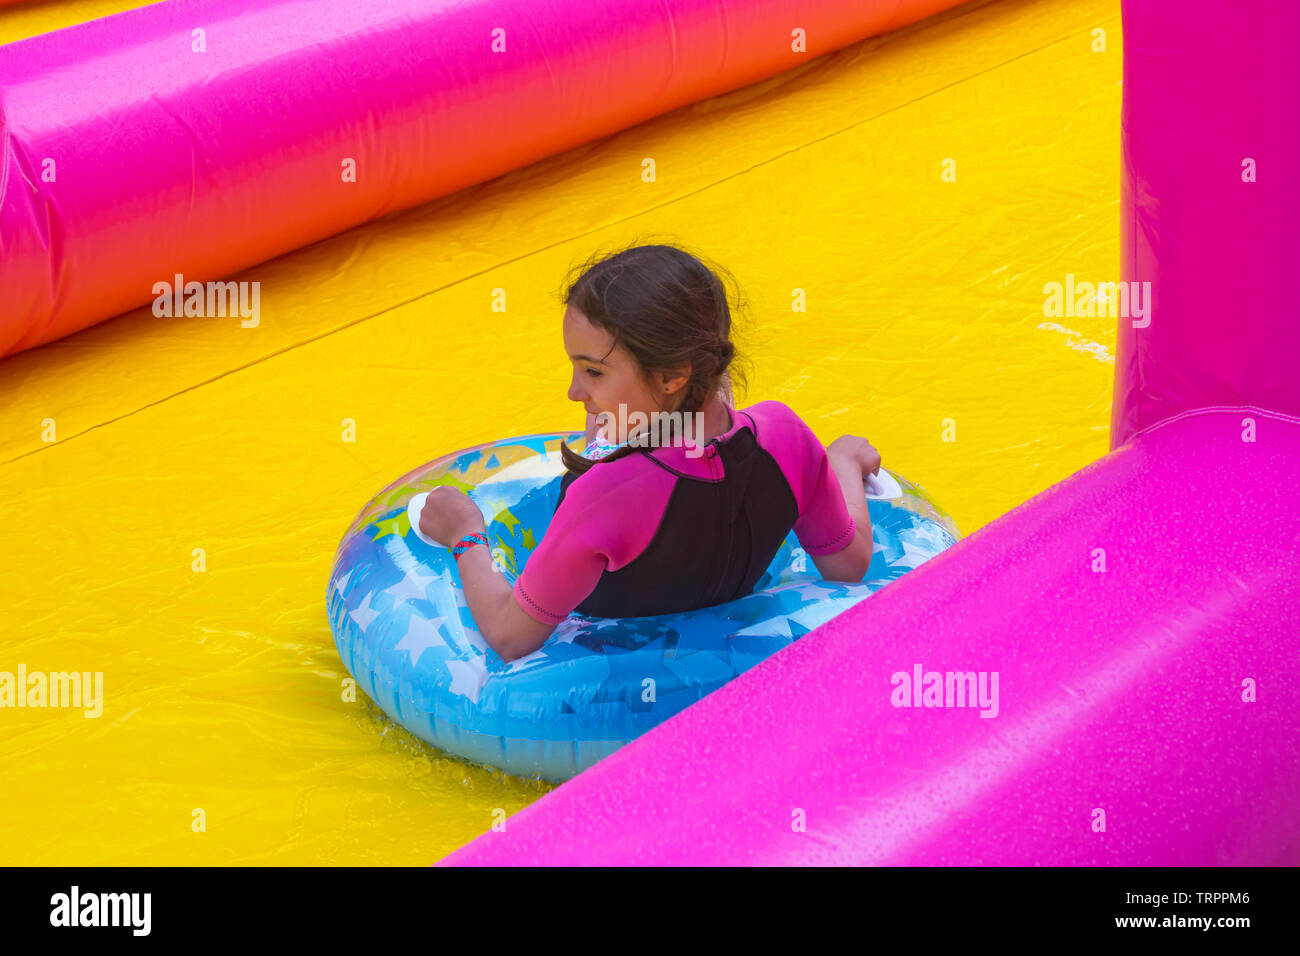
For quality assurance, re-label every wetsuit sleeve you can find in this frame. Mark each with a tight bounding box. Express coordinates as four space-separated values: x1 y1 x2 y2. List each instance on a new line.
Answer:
785 444 857 556
512 490 610 625
512 458 674 625
777 409 857 556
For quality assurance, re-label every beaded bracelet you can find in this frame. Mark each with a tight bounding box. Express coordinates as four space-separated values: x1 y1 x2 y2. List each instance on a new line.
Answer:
451 532 489 560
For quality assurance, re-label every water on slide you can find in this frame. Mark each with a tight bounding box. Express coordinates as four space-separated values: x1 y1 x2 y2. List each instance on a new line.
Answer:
0 0 1120 863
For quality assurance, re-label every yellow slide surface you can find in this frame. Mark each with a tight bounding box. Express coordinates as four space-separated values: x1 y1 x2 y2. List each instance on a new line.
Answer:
0 0 1120 863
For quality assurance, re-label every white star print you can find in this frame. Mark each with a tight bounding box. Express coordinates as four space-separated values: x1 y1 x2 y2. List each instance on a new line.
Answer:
445 658 488 703
548 618 582 646
898 537 936 567
332 569 353 596
387 565 438 606
395 615 446 666
348 591 381 632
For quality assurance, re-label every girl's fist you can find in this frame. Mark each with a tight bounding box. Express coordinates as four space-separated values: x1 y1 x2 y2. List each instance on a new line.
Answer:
828 435 882 476
418 486 485 546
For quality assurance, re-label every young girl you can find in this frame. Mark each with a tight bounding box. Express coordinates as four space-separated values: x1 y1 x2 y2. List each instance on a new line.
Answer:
420 244 882 661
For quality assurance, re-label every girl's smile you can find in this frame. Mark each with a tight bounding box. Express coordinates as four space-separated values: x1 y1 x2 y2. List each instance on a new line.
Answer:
563 306 688 444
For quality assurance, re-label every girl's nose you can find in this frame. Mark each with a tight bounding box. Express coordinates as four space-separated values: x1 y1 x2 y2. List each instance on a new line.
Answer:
567 374 587 403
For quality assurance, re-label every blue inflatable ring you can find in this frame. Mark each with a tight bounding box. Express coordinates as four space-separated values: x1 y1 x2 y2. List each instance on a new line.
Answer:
328 433 960 781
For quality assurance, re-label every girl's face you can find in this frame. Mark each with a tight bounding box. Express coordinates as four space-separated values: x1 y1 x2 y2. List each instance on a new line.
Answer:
563 307 686 443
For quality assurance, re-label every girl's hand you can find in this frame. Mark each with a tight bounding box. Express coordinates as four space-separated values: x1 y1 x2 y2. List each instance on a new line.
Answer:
827 435 882 477
418 487 486 547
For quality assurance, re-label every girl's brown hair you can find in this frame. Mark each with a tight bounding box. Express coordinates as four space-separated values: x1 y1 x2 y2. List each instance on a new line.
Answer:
557 241 745 474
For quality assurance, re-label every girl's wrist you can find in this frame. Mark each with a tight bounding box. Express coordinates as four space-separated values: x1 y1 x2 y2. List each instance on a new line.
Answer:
455 514 487 539
827 448 859 474
451 531 490 561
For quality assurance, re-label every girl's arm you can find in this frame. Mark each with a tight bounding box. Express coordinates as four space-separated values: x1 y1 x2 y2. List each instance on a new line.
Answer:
418 487 555 662
809 436 879 583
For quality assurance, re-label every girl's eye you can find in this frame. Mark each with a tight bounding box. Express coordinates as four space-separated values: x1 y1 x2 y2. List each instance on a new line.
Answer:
586 368 603 379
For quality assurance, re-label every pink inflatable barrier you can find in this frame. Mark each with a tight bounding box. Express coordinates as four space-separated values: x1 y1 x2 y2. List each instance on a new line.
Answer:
0 0 960 356
445 408 1300 866
1111 1 1300 444
443 0 1300 866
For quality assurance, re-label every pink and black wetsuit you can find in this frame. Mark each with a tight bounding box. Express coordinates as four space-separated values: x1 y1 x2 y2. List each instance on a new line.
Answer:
513 401 857 624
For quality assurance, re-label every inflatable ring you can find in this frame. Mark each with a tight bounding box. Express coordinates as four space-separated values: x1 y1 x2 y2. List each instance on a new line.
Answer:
328 433 960 781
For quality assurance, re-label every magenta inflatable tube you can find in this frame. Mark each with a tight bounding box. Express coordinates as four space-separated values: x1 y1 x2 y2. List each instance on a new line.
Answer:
443 409 1300 865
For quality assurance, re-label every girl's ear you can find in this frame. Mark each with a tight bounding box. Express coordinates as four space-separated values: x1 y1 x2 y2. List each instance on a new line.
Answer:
657 365 691 398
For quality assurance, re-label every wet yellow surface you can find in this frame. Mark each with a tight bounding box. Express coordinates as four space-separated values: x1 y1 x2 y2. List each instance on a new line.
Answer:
0 0 159 45
0 0 1120 863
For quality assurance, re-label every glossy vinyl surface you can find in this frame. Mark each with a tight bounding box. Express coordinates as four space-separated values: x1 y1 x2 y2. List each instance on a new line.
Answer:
0 0 1125 864
1110 1 1300 446
446 409 1300 865
0 0 963 355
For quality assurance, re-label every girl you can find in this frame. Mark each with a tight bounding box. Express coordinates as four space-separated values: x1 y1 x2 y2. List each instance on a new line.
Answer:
420 244 881 661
